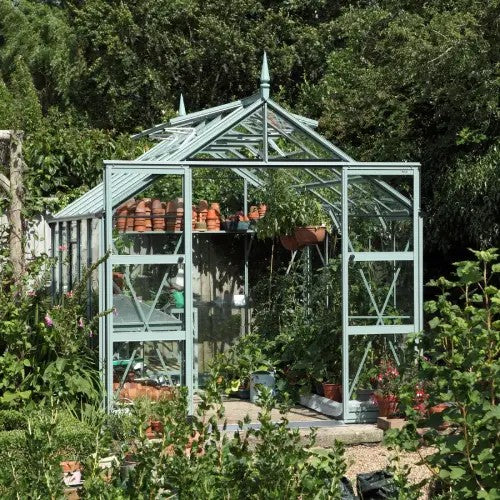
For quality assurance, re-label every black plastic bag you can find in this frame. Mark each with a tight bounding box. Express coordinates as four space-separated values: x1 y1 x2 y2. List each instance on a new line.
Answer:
356 470 397 499
340 476 358 500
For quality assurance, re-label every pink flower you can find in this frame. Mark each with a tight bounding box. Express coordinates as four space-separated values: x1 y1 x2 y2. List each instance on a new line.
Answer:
44 314 53 327
78 317 84 328
113 307 118 317
66 291 74 298
26 290 36 297
58 245 67 252
89 331 94 338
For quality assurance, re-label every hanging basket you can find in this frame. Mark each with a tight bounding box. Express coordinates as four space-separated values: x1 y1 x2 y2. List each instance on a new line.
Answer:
280 235 301 251
294 226 326 246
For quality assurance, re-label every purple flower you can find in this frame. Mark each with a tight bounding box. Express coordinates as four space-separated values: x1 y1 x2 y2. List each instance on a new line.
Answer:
44 314 53 327
27 290 36 297
78 317 84 328
89 331 94 338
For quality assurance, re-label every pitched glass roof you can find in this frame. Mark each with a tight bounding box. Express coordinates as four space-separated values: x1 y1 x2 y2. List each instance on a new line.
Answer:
52 56 414 225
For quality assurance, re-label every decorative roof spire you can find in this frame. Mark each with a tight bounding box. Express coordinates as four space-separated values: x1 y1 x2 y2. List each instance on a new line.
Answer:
260 52 270 99
178 93 186 116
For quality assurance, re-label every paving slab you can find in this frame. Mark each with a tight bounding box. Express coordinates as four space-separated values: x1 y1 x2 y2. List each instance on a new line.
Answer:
196 398 383 446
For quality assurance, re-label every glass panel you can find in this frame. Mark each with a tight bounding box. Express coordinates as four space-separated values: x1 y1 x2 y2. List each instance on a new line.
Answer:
112 340 184 399
267 109 339 160
348 175 413 217
348 260 414 326
112 173 185 254
348 334 407 400
190 108 265 160
348 216 413 252
112 264 185 332
192 235 246 387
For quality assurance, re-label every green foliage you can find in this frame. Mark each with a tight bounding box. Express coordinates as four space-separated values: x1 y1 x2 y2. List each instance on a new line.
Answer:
255 170 330 239
80 389 347 498
431 141 500 251
386 248 500 498
0 407 96 498
0 255 104 409
300 1 499 252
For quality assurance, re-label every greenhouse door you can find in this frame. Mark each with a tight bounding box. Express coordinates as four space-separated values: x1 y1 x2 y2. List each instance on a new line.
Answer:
101 165 194 413
341 165 423 422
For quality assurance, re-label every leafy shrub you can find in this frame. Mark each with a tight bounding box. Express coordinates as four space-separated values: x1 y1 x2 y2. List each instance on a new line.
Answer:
0 409 26 431
386 248 500 498
0 255 104 410
81 389 347 498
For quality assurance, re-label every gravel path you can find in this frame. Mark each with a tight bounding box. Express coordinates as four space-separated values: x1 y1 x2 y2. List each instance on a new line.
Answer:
344 444 434 498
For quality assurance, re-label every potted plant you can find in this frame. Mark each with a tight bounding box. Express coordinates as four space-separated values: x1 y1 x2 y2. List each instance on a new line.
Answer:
255 171 330 249
371 359 400 417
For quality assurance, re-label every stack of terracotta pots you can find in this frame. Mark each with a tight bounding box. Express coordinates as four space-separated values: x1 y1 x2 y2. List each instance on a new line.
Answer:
151 199 166 231
134 200 147 232
113 382 176 401
248 206 260 222
114 198 225 233
126 201 136 231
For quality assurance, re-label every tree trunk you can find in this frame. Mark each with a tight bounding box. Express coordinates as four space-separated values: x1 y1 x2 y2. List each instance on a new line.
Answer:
0 130 25 285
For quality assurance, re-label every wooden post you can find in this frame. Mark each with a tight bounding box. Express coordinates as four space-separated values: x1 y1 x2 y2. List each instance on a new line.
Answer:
0 130 25 285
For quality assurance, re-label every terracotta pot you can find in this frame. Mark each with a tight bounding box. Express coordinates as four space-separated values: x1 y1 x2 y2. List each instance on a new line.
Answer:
126 202 136 232
61 461 82 486
280 235 301 251
198 199 209 211
294 226 326 246
134 201 147 232
210 202 221 215
429 403 450 429
112 272 124 290
374 393 399 417
144 200 152 231
258 203 267 217
165 200 177 231
322 383 342 402
159 386 176 400
116 206 128 232
249 207 260 221
152 199 165 231
146 420 164 439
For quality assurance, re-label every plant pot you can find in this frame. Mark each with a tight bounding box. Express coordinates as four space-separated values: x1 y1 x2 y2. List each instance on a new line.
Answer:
134 201 147 232
146 419 164 438
294 226 326 246
249 206 260 221
374 393 399 417
61 461 82 486
280 235 301 251
258 203 267 217
322 383 342 402
116 206 128 232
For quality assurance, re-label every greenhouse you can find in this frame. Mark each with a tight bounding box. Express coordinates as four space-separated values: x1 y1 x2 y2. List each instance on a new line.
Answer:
49 55 423 422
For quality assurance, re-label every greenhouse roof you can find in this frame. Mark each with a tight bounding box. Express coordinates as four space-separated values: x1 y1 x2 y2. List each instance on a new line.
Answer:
52 54 417 225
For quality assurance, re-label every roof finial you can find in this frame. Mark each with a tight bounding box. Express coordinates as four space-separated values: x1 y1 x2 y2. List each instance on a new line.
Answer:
260 52 270 99
178 93 186 116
